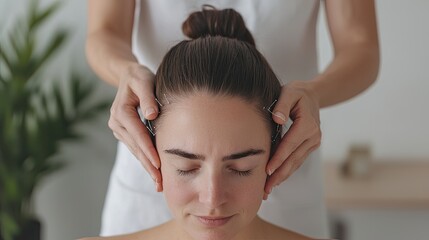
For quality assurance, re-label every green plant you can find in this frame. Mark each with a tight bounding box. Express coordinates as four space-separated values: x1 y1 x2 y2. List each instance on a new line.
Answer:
0 1 109 239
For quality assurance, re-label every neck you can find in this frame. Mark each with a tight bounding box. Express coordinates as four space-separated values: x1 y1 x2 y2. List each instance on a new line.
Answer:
167 215 268 240
232 216 269 240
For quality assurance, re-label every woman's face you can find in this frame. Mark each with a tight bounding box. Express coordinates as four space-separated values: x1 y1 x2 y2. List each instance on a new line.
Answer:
155 93 271 240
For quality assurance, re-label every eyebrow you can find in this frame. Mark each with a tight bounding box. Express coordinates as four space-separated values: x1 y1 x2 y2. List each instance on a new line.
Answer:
164 148 265 161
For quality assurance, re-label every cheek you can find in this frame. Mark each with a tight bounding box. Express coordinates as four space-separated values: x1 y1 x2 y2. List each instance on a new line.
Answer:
230 168 267 206
162 166 195 212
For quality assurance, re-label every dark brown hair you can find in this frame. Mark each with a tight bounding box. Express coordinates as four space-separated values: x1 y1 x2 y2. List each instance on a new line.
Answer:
154 6 281 143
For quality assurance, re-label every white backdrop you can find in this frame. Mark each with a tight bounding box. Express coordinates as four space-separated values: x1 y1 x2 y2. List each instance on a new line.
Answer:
318 0 429 161
1 0 428 239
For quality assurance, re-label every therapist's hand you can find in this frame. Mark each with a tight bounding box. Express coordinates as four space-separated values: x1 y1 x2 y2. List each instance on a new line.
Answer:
108 63 163 192
264 81 321 199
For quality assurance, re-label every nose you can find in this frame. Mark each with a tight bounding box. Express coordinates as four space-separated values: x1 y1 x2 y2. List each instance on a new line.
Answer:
198 170 228 209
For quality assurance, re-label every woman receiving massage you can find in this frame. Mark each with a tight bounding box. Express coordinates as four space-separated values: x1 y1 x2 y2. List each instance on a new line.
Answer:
82 7 333 240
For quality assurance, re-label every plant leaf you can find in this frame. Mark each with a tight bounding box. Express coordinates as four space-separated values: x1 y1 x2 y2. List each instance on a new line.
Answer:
0 211 20 240
32 29 68 75
0 45 13 76
53 82 67 121
28 0 62 32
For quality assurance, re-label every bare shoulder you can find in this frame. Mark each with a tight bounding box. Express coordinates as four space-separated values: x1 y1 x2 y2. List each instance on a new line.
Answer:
269 225 313 240
77 231 142 240
78 221 174 240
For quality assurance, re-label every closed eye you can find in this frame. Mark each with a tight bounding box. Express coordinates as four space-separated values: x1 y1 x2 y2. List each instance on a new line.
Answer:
230 169 253 177
176 168 199 176
176 168 253 177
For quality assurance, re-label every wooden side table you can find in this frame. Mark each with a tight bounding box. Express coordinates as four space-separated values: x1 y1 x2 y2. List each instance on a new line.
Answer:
323 161 429 239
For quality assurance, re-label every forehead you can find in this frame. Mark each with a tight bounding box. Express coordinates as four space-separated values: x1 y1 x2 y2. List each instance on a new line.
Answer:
155 93 271 153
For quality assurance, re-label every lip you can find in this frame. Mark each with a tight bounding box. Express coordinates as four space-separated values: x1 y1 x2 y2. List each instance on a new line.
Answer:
196 215 234 227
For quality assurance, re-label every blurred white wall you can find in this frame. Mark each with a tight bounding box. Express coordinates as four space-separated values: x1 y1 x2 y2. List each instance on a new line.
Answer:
318 0 429 161
1 0 428 240
319 2 429 239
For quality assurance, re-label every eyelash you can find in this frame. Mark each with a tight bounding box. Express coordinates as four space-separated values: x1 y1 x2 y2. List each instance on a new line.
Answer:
177 169 198 176
231 169 253 176
176 169 253 177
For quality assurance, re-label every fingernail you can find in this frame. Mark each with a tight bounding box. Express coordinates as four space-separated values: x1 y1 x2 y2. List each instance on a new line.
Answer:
273 111 286 122
145 107 156 117
151 159 160 169
267 168 273 176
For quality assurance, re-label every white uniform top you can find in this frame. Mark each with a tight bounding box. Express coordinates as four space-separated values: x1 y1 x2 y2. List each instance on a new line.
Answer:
101 0 327 238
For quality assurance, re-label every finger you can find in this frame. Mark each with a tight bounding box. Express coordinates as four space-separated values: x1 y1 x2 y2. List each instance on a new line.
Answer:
128 69 159 120
265 139 320 192
126 74 162 169
266 120 308 175
139 91 159 120
264 159 293 195
112 131 121 141
268 109 321 174
263 192 268 201
112 84 161 169
116 103 161 169
108 114 127 142
271 87 298 125
110 116 162 184
155 172 163 192
156 183 163 192
117 121 163 187
111 93 162 173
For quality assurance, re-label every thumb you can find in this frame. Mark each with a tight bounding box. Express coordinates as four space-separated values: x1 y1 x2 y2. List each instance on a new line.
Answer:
132 68 159 121
271 91 294 125
140 95 159 121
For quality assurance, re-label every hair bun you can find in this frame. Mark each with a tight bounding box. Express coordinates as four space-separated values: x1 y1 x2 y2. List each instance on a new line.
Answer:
182 5 255 46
